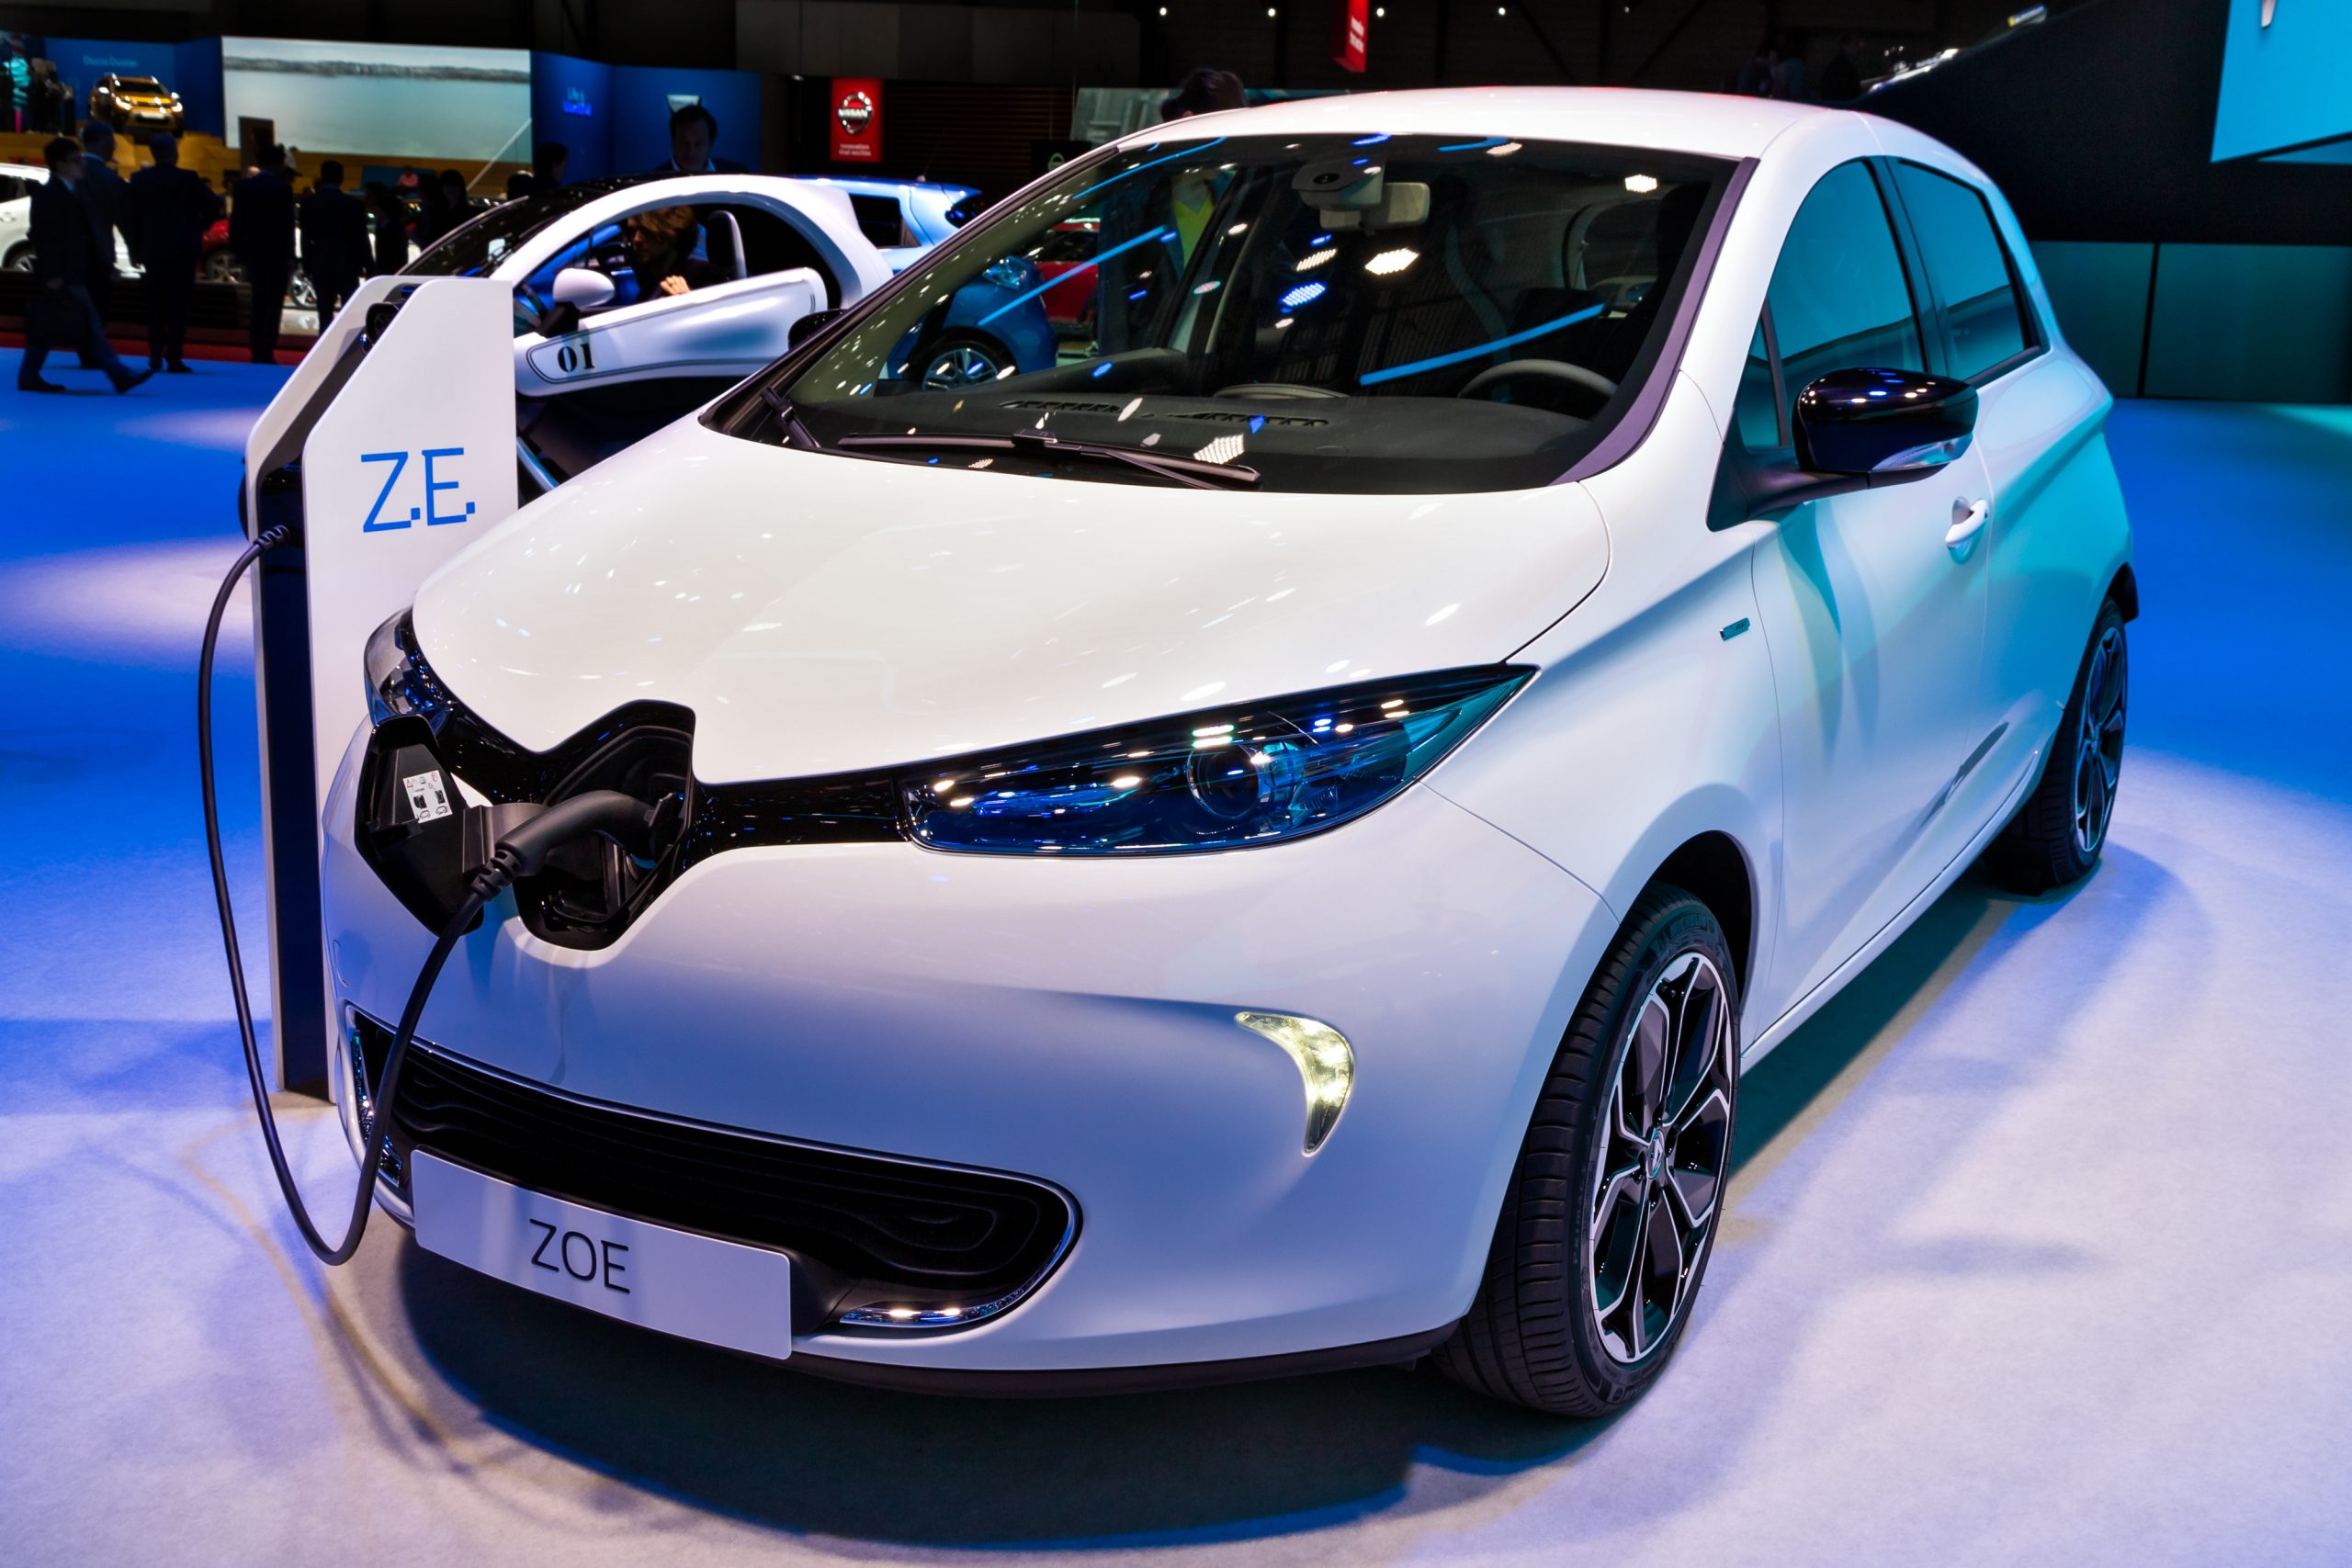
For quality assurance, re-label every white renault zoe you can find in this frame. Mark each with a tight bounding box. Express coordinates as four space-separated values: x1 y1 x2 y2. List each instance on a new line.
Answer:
322 88 2133 1415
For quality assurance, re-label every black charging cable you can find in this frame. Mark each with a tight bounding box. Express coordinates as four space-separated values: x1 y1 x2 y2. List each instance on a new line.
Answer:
199 527 646 1266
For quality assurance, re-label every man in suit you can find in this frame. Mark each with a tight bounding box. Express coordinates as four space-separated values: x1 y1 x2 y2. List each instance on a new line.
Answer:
17 137 150 394
127 131 220 372
74 119 132 367
230 146 297 364
298 158 368 323
655 104 747 175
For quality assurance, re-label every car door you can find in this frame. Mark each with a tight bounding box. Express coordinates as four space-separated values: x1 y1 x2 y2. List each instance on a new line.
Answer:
514 209 831 399
1885 158 2109 813
1738 160 1999 1012
510 199 841 488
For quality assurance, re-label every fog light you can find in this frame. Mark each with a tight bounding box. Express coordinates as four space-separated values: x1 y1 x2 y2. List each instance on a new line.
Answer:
1236 1011 1354 1154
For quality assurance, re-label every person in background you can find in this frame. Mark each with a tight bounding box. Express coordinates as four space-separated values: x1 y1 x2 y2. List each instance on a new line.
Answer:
409 171 451 250
3 43 27 134
17 137 151 394
299 158 368 322
503 171 536 201
230 145 297 364
28 57 66 133
533 141 568 190
1159 66 1244 121
618 205 721 300
437 167 469 223
1818 32 1866 103
126 131 219 373
74 119 131 367
362 183 408 276
1768 31 1811 101
658 105 746 175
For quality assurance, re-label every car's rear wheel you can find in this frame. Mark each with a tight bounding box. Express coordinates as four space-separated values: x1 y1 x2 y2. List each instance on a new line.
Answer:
3 245 32 273
1433 886 1739 1416
1994 598 2128 893
919 331 1012 389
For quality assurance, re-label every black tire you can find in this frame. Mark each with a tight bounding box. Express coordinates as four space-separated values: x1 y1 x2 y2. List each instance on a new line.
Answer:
1434 886 1740 1416
917 330 1013 389
1993 598 2128 894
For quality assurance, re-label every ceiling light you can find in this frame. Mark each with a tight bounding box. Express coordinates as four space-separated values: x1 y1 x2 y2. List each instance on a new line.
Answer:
1363 246 1419 275
1294 247 1335 271
1623 173 1658 194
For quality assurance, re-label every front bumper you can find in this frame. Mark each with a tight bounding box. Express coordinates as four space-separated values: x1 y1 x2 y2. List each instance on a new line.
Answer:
321 721 1612 1373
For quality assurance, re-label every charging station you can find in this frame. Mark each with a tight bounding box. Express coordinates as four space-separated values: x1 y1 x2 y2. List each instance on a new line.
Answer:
238 276 521 1094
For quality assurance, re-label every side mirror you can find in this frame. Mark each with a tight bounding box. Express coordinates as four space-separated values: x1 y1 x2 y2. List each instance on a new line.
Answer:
1793 367 1977 476
535 299 581 339
788 308 844 351
550 265 616 313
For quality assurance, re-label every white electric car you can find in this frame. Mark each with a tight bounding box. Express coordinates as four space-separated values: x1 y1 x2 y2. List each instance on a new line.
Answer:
1 161 137 275
399 174 895 491
324 89 2133 1414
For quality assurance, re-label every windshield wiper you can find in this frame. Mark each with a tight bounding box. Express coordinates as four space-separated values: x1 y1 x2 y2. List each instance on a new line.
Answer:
759 385 826 452
835 430 1260 491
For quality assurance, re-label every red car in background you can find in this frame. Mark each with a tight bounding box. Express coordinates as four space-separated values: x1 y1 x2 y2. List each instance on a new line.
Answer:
1028 219 1099 328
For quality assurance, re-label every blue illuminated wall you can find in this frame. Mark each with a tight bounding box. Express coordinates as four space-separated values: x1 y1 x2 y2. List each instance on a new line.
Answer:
2211 0 2352 162
529 53 761 181
529 52 613 179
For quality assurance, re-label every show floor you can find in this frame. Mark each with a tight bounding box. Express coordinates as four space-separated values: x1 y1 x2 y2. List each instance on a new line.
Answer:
2 359 2346 1566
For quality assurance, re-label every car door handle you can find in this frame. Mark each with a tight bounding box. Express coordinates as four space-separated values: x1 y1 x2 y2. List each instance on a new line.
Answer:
1946 498 1991 557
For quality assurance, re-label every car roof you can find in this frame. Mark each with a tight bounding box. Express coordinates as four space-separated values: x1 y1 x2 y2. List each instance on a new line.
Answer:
802 175 979 200
1128 86 1843 162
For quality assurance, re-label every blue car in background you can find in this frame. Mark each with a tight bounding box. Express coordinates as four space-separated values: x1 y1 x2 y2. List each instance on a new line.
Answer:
807 175 1059 386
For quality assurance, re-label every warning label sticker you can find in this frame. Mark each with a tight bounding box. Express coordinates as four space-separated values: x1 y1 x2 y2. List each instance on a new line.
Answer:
403 770 454 824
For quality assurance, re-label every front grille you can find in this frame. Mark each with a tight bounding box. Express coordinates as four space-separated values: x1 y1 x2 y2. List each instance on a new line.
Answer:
355 1016 1075 1331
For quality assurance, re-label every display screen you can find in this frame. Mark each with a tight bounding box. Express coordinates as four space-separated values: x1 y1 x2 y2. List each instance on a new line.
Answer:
222 38 531 164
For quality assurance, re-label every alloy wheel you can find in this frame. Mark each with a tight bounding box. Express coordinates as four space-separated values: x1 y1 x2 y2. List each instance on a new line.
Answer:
922 343 1004 389
1588 950 1735 1364
2073 624 2127 856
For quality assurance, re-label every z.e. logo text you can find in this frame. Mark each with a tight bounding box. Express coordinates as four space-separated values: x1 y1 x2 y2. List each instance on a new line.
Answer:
360 446 478 533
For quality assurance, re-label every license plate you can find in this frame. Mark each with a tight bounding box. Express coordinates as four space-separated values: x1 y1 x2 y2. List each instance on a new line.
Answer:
409 1152 792 1359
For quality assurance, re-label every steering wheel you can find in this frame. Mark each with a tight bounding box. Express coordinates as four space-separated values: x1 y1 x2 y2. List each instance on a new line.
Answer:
1215 382 1349 400
1456 359 1619 412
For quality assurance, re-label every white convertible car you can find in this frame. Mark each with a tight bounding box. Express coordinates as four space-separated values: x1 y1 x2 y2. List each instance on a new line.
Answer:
329 89 2132 1414
400 173 893 491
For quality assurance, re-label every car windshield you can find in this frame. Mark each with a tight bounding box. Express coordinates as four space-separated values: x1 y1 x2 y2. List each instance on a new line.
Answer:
404 177 641 278
758 133 1728 494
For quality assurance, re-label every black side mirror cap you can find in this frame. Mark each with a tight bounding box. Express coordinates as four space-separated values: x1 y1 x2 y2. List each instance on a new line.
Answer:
788 308 844 351
1794 367 1977 476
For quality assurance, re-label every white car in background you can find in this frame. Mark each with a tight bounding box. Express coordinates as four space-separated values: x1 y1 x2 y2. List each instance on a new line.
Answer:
330 90 2133 1415
401 174 894 491
1 162 136 275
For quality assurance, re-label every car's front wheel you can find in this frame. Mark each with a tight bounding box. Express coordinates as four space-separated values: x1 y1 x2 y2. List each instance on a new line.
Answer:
1434 886 1739 1416
1994 597 2128 893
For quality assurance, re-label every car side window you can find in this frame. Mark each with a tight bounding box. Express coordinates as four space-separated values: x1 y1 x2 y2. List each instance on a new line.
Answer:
848 194 910 249
1730 318 1783 451
1765 162 1926 407
1892 162 2034 380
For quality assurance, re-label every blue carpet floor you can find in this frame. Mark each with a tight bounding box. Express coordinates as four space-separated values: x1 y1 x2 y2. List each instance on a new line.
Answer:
2 355 2347 1565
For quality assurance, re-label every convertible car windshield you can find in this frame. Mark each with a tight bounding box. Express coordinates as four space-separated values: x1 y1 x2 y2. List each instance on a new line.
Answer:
404 177 641 278
753 134 1730 493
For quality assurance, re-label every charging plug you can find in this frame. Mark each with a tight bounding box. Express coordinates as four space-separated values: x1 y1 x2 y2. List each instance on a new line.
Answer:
469 790 655 879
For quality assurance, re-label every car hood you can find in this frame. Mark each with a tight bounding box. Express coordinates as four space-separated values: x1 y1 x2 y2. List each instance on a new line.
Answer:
412 417 1610 783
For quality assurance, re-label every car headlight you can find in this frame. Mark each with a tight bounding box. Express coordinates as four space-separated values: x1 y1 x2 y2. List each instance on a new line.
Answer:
364 609 435 726
905 666 1530 855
